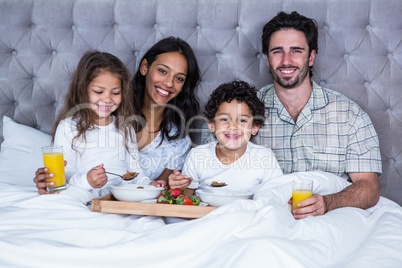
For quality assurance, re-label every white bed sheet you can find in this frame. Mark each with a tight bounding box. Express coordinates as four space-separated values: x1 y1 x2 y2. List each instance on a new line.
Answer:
0 171 402 268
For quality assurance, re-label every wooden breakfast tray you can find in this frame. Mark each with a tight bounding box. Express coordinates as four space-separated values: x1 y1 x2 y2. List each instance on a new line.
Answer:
91 194 217 218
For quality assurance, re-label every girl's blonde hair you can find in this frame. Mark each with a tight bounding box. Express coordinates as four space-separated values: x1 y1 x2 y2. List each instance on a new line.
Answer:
52 51 139 152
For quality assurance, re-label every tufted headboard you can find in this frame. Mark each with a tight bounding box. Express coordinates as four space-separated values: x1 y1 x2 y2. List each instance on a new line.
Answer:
0 0 401 205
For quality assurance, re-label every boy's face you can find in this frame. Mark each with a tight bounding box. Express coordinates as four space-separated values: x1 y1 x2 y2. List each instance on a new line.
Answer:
208 100 259 152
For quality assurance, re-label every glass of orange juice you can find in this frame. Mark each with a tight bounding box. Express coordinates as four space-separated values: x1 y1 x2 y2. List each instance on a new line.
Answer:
292 179 313 212
42 145 66 192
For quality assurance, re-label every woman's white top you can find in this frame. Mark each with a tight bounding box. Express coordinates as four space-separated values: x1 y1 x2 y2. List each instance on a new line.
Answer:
138 127 191 180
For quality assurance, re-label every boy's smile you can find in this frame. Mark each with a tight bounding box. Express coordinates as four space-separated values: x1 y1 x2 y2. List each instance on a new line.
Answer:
209 100 260 160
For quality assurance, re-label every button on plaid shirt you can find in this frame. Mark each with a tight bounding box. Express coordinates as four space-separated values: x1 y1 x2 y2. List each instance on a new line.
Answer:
254 82 382 181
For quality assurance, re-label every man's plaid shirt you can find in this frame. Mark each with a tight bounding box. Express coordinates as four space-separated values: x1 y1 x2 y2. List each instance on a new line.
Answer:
254 82 382 181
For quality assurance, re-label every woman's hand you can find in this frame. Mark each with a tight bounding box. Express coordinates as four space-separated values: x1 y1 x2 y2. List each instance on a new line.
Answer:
33 161 67 194
150 179 167 189
87 164 108 188
168 169 191 189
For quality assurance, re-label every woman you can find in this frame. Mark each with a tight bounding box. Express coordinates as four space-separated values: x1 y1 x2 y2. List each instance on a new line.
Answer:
33 37 201 194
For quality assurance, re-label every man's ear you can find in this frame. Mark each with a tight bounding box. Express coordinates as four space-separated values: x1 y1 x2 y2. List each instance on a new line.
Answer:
251 124 260 136
208 122 215 133
309 49 317 67
140 59 148 76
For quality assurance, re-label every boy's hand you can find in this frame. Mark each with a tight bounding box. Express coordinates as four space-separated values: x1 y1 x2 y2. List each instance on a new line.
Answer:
87 164 107 188
168 169 191 189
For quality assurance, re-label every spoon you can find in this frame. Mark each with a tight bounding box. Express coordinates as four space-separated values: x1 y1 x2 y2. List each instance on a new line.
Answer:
105 171 139 181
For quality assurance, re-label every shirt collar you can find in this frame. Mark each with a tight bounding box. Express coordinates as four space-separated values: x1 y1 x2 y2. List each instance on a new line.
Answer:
263 81 328 111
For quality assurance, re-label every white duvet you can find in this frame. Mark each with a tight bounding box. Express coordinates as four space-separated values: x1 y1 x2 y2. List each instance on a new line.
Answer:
1 171 402 268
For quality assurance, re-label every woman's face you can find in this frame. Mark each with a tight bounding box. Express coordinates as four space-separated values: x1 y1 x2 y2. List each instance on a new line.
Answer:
140 51 188 106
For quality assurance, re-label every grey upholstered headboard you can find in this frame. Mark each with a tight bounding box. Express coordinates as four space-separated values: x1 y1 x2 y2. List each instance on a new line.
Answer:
0 0 401 205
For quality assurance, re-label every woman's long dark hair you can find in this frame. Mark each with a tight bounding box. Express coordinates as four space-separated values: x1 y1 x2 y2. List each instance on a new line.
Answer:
132 36 201 142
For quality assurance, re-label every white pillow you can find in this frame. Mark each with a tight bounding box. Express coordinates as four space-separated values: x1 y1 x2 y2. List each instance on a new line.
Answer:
0 116 52 185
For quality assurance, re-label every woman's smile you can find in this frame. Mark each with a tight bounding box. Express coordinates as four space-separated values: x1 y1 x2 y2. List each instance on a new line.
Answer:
156 86 171 97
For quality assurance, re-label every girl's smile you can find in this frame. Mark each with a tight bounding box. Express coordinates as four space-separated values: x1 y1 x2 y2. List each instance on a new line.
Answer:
87 71 122 126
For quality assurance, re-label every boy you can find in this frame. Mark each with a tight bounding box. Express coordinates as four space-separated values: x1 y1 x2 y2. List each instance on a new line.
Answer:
169 81 283 196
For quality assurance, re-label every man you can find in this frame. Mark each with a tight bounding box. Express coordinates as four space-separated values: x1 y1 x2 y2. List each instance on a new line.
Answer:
256 11 382 219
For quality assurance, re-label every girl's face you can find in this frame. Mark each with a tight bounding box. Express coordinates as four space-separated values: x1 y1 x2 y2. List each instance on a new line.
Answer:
208 100 260 152
140 52 188 106
87 71 122 126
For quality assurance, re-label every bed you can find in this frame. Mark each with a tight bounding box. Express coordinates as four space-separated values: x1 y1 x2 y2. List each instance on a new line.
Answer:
1 0 402 267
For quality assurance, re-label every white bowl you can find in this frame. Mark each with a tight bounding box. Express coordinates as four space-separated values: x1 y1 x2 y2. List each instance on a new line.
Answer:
196 189 252 207
110 184 163 202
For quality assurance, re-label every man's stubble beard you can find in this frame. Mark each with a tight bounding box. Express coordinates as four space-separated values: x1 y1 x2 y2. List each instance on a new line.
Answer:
270 61 310 89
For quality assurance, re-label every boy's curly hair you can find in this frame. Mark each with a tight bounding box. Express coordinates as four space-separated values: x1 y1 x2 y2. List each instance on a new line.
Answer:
204 80 266 126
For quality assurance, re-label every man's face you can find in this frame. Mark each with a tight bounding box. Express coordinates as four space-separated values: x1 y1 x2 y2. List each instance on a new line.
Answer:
266 29 316 89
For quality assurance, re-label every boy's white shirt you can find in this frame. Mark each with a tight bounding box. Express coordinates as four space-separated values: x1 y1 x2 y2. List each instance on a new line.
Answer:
184 141 283 193
54 117 151 193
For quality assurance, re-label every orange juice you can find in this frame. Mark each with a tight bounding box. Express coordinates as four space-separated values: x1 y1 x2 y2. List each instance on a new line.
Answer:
42 146 66 192
292 189 313 210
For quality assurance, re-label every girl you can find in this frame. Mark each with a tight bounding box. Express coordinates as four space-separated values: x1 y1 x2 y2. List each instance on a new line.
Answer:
49 51 164 193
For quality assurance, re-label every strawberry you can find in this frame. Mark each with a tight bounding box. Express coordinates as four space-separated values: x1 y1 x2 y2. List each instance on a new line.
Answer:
191 196 201 206
176 196 194 205
156 193 169 204
157 189 199 206
157 190 173 204
169 188 183 198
